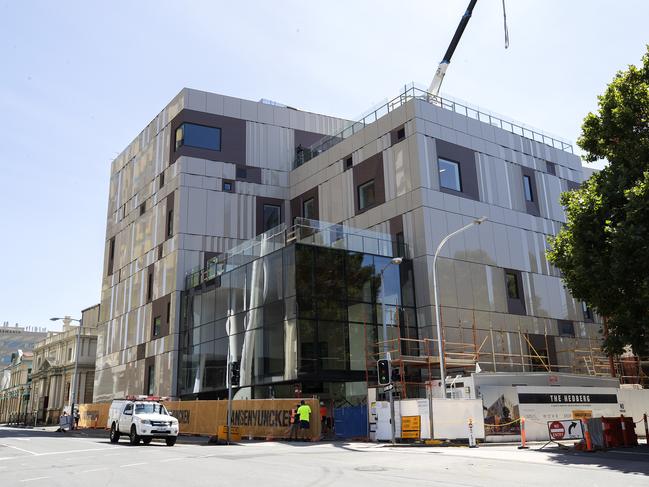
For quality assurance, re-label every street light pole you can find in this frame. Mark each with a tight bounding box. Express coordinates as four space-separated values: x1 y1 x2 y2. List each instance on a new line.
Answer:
432 217 487 399
50 316 82 429
380 256 403 445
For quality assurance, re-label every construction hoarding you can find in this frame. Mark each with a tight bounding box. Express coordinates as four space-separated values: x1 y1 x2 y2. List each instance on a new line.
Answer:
77 398 320 440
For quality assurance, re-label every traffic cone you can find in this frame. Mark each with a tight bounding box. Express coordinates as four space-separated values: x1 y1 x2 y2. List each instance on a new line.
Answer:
518 417 528 449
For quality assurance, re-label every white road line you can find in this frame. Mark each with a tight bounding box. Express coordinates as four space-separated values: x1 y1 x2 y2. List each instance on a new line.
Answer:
79 468 108 473
121 462 148 467
0 444 38 455
159 457 184 462
19 477 50 483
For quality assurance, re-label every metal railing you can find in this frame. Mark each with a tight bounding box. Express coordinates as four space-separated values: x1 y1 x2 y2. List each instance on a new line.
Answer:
295 85 573 168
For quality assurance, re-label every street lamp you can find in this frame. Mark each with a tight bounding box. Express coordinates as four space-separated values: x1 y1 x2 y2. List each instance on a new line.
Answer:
432 217 487 399
50 316 82 428
379 256 403 445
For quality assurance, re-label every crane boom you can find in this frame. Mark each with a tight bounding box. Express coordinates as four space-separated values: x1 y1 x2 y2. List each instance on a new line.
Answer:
428 0 478 96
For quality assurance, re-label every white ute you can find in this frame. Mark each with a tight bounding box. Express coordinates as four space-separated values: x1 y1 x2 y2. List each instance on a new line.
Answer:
108 397 179 446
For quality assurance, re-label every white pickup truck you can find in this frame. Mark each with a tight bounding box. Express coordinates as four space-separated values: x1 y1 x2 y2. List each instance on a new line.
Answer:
108 399 179 446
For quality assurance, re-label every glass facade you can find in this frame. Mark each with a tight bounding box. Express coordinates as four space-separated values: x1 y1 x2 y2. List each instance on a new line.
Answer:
178 243 416 403
175 122 222 151
438 158 462 192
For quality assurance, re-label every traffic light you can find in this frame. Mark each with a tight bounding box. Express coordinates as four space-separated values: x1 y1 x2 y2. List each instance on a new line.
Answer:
377 359 390 385
230 361 240 387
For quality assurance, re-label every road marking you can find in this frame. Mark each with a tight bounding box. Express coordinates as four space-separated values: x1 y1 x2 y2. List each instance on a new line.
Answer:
159 457 184 462
0 444 38 455
19 477 50 483
121 462 147 467
79 468 108 473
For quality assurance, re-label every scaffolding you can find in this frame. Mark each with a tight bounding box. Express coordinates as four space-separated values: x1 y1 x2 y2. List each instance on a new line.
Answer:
365 311 649 398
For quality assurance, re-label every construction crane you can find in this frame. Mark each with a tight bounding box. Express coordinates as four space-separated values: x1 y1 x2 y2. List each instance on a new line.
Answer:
428 0 509 96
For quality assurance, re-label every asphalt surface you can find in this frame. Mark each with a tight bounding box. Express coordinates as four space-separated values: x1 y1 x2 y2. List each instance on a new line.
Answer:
0 426 647 486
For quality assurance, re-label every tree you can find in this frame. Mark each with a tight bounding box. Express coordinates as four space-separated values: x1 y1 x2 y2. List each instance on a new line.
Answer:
547 46 649 356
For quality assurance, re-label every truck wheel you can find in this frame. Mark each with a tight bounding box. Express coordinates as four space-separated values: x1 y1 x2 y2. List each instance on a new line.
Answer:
129 425 140 445
110 423 120 443
142 437 152 445
165 437 177 446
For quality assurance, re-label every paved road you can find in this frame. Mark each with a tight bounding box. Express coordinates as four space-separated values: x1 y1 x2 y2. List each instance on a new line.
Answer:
1 427 647 486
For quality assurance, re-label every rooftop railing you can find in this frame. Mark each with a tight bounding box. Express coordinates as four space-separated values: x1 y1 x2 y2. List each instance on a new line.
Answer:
185 218 407 289
294 85 573 168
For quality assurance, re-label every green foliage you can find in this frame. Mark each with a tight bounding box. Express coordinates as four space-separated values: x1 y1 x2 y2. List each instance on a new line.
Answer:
547 46 649 356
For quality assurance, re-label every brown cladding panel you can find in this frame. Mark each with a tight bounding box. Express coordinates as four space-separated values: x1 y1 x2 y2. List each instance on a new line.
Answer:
435 139 479 201
169 109 246 165
290 186 319 224
352 152 385 214
255 196 285 236
151 294 172 338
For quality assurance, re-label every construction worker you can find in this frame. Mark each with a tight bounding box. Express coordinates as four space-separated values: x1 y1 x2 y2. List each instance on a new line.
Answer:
297 400 312 440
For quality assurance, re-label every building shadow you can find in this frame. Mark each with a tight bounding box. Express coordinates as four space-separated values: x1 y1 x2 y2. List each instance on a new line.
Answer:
532 444 649 476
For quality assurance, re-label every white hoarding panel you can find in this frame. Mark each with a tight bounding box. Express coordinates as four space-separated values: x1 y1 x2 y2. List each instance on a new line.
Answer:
432 399 485 440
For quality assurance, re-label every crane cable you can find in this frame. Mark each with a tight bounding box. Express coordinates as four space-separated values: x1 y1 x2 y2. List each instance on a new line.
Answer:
502 0 510 49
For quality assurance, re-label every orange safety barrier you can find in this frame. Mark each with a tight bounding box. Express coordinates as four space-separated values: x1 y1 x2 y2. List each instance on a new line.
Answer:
517 417 528 449
581 419 593 452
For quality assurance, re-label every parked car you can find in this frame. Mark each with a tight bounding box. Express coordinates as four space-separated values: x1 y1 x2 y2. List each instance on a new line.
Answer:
107 397 179 446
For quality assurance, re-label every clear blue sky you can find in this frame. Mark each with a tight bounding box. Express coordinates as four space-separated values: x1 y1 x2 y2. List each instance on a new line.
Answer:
1 0 647 329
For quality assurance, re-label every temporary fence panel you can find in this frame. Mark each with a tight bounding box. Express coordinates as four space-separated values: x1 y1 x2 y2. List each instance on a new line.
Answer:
431 399 484 440
333 405 368 439
617 388 649 437
375 399 431 441
78 403 110 429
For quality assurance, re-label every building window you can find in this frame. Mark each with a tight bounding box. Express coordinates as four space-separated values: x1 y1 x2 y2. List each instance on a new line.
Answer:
67 348 72 361
438 158 462 192
357 180 376 211
558 320 575 337
303 198 315 220
159 172 165 188
236 166 247 179
395 232 406 258
147 365 155 396
139 202 146 216
582 302 593 321
175 123 221 152
157 245 163 260
505 271 520 299
222 179 235 192
166 301 171 324
147 270 154 303
166 208 174 239
397 127 405 141
523 175 534 202
152 316 161 337
344 156 353 170
107 237 115 275
263 204 281 232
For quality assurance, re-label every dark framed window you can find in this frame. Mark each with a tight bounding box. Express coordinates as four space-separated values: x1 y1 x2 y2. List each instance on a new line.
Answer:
107 237 115 275
236 166 247 179
139 202 146 216
166 301 171 324
303 198 315 220
358 180 376 211
146 365 155 395
438 158 462 192
396 127 405 141
558 320 575 337
153 316 162 337
222 179 235 192
147 270 154 303
175 123 221 152
344 156 353 170
523 175 534 202
166 208 174 239
263 204 281 232
582 302 593 321
505 271 520 299
159 172 165 188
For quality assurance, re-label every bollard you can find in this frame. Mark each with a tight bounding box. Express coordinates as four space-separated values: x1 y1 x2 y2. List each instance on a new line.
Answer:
644 413 649 443
518 417 528 449
581 419 593 452
467 418 477 448
620 414 628 447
